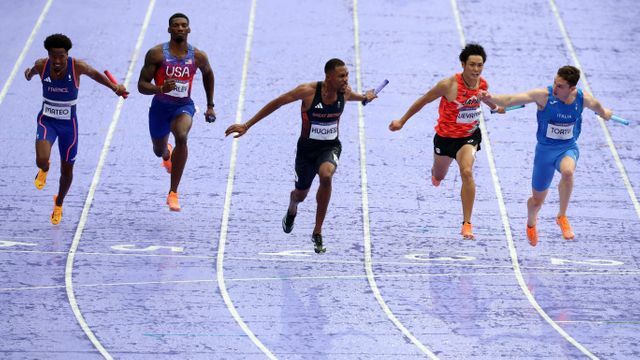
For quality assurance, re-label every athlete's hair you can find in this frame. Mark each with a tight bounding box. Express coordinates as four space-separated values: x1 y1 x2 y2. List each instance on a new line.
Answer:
459 43 486 63
169 13 189 25
557 65 580 87
44 34 72 52
324 58 345 74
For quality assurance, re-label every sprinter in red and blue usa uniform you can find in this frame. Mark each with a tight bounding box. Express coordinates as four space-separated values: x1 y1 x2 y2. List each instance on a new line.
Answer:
138 13 216 212
389 44 503 240
480 66 614 247
24 33 128 225
225 59 376 254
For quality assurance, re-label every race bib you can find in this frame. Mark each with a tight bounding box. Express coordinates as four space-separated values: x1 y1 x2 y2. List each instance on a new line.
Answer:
309 121 338 140
456 107 481 124
43 103 71 120
167 80 190 98
546 122 574 140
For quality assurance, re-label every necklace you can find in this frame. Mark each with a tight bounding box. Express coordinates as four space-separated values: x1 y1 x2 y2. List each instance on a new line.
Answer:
462 74 476 89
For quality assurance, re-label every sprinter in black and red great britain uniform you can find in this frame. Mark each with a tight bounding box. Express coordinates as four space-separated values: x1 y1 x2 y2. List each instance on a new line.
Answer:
25 33 128 225
225 58 376 254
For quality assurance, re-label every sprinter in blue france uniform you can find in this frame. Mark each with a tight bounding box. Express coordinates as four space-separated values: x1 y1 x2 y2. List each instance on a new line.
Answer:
479 66 614 246
24 33 128 225
225 58 376 254
138 13 216 212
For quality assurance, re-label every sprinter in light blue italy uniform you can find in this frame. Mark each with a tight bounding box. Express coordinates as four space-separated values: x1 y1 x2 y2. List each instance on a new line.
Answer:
478 66 613 246
25 33 128 225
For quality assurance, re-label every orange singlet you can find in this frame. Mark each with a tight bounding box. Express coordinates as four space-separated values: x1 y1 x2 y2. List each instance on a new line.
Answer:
435 73 488 138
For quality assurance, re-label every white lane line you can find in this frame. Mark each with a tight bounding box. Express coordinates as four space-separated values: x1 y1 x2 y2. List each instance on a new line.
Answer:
3 249 633 273
548 0 640 219
450 1 598 358
215 1 276 359
7 269 640 293
64 1 156 359
0 0 53 107
352 1 439 358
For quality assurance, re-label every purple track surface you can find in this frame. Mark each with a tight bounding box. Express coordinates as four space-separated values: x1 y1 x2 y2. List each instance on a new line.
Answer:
1 0 639 359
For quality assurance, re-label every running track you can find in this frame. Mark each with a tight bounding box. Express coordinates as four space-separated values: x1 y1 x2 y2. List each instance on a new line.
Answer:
1 0 638 359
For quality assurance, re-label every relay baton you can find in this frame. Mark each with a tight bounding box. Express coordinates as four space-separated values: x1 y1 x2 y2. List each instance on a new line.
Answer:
609 114 629 126
362 79 389 105
491 104 525 114
594 112 629 125
104 70 128 99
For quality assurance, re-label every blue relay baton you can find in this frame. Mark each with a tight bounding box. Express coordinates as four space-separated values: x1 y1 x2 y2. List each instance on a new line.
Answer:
491 104 525 114
362 79 389 106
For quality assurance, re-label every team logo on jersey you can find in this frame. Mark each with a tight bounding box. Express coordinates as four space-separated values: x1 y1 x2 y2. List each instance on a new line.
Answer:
454 95 480 110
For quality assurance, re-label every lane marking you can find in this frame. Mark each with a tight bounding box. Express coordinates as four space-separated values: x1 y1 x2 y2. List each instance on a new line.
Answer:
0 240 37 247
5 269 640 292
215 1 276 359
64 1 156 359
110 244 184 253
549 0 640 220
3 250 630 272
352 0 438 358
451 1 598 358
0 0 54 107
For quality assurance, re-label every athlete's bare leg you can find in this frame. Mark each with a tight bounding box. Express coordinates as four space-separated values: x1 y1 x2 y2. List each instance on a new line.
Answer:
557 156 575 217
288 188 309 217
35 140 52 171
456 144 477 224
152 134 171 161
169 113 193 193
527 189 549 227
431 153 454 184
56 161 74 205
313 161 336 235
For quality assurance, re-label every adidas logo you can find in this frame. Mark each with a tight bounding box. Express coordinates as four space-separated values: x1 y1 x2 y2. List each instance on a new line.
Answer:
315 103 323 109
44 77 52 83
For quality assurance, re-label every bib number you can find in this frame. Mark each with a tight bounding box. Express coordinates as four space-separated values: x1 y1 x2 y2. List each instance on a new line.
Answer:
309 122 338 140
456 107 481 124
167 81 190 98
546 122 574 140
43 103 71 120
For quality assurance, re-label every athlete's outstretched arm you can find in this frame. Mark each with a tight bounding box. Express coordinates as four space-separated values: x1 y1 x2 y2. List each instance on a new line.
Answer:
138 48 174 95
225 83 314 138
24 59 46 81
195 49 215 120
75 60 128 96
583 91 613 120
344 85 376 103
388 79 448 131
480 88 548 109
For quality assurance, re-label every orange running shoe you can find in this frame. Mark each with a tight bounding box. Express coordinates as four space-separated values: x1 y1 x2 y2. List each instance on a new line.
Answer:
34 167 48 190
51 195 63 225
431 175 441 187
166 191 181 211
162 143 173 174
526 225 538 247
556 215 575 240
461 222 474 240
